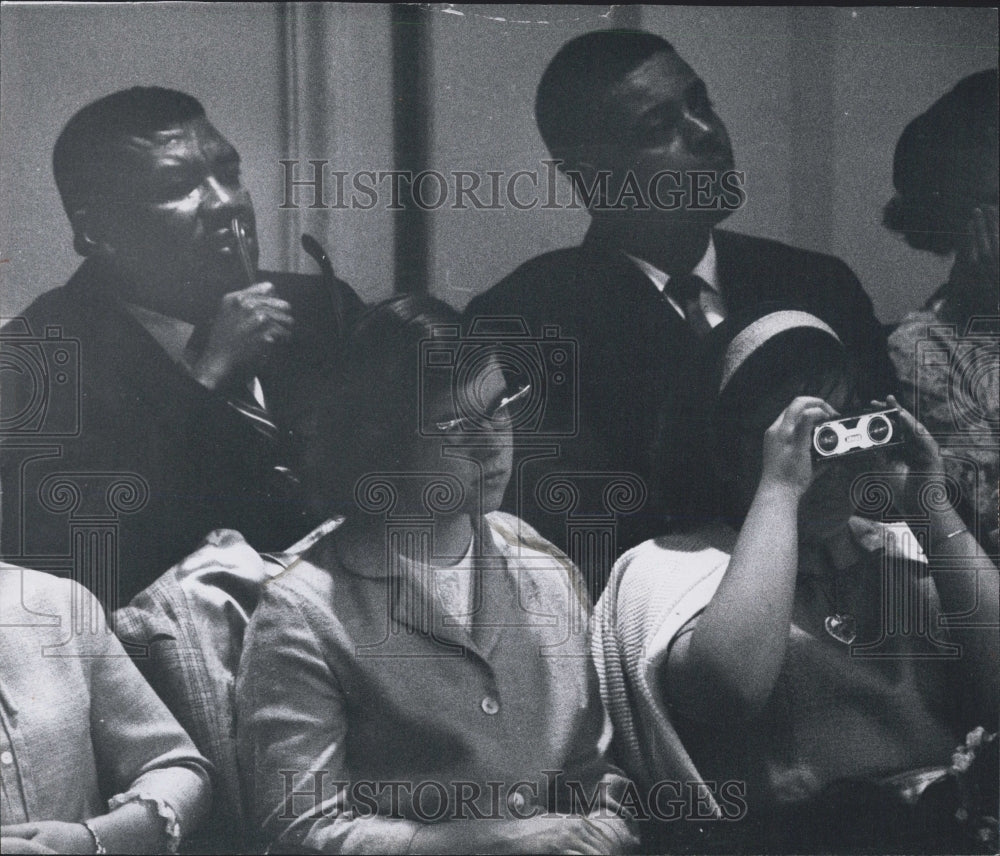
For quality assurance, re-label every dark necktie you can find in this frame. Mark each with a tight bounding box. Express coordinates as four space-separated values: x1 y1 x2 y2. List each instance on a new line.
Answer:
188 322 280 443
225 381 280 443
667 273 712 338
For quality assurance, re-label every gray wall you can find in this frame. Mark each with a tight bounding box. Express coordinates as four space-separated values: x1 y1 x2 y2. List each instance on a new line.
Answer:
1 3 286 317
2 4 997 321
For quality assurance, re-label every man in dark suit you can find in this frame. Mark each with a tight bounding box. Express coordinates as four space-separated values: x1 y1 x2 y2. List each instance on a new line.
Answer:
1 87 362 607
464 31 893 589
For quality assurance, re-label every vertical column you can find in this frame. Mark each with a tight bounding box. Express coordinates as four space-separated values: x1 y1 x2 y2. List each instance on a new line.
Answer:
391 4 431 293
37 472 148 651
787 8 835 253
536 472 647 631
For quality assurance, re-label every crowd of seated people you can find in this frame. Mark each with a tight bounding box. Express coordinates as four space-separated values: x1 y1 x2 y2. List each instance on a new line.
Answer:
1 33 996 856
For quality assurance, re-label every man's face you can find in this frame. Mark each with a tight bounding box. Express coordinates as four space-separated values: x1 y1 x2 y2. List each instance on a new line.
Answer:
587 50 737 223
87 116 257 323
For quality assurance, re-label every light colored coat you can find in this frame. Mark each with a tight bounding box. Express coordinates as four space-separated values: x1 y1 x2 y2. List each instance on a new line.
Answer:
236 512 633 854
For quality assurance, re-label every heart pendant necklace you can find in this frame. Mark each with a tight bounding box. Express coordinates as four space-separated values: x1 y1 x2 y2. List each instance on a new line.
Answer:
824 613 857 645
823 565 857 645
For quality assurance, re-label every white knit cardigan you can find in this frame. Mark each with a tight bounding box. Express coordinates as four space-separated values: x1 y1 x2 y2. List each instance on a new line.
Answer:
591 518 924 816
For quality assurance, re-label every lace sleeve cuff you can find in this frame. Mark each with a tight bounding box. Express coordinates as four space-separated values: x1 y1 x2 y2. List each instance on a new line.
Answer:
107 790 182 854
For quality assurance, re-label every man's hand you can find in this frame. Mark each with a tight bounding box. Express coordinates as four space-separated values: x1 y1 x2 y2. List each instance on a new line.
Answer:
1 823 91 854
759 396 839 499
189 281 294 390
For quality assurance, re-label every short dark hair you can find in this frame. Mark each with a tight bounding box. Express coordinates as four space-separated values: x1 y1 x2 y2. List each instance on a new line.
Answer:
304 294 465 515
53 87 206 217
535 29 675 163
883 69 999 255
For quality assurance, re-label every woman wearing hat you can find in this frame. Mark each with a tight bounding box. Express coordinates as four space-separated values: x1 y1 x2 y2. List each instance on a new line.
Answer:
885 69 999 554
593 309 999 852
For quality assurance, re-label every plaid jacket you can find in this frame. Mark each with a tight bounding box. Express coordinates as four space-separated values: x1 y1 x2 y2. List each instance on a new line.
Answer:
114 521 341 853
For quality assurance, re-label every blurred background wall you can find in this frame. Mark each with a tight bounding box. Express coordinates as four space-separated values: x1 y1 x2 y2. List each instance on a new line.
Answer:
2 4 997 321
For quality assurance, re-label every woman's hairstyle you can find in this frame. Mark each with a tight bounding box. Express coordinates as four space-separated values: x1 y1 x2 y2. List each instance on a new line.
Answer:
883 68 999 255
303 294 464 515
703 306 848 516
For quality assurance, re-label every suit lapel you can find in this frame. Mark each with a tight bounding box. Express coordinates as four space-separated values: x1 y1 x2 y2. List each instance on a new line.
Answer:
712 228 763 312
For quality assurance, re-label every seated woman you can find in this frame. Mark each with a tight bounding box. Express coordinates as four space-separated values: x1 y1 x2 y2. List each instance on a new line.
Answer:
594 309 999 853
236 295 637 855
884 68 999 553
0 564 211 854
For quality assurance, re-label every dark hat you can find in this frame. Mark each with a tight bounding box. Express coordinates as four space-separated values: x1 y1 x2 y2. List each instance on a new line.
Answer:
892 69 998 204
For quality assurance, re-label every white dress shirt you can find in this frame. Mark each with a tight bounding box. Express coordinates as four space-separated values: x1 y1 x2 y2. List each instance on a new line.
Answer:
625 235 727 328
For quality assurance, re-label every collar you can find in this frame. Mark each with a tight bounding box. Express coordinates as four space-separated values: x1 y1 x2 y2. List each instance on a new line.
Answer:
848 516 927 564
323 515 515 659
122 302 196 367
326 515 507 580
624 233 719 294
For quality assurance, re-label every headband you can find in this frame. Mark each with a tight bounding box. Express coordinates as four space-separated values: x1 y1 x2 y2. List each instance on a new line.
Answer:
719 310 841 394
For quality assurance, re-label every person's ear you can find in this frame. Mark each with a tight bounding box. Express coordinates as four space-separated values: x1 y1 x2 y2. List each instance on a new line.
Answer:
69 206 113 258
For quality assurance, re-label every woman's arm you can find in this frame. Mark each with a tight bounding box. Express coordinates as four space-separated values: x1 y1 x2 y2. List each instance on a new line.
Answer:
667 397 837 720
2 582 211 855
888 396 999 726
88 591 212 853
1 801 196 855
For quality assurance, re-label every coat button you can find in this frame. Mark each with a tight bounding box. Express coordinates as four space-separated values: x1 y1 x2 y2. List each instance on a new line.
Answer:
1 751 13 765
481 696 500 715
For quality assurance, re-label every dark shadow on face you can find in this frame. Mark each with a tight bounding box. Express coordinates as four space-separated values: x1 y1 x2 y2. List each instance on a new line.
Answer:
89 116 256 323
415 360 515 518
586 49 737 228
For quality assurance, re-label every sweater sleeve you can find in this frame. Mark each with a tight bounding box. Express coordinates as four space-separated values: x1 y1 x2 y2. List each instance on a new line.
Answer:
84 582 213 842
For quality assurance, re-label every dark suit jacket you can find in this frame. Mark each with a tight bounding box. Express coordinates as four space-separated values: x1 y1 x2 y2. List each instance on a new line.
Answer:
1 258 363 606
463 228 893 590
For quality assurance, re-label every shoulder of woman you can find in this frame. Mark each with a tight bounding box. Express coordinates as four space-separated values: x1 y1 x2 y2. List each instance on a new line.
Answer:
484 510 585 588
254 554 341 620
612 525 737 584
0 562 99 621
598 526 735 630
484 511 556 552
